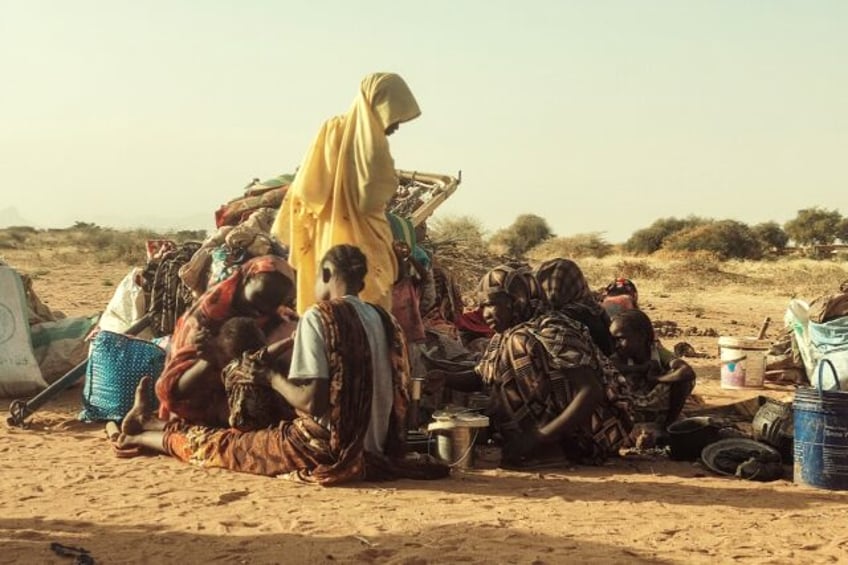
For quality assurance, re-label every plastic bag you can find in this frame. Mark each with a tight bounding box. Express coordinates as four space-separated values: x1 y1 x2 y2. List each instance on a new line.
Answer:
0 266 48 397
79 330 165 422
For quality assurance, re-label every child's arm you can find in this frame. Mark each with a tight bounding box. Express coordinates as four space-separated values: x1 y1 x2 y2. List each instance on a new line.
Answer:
263 337 294 361
654 357 696 384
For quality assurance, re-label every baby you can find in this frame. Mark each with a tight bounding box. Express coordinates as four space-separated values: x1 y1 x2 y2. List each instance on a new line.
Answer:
216 317 293 431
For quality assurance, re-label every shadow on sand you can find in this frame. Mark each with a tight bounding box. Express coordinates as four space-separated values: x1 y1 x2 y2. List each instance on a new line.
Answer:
0 517 672 565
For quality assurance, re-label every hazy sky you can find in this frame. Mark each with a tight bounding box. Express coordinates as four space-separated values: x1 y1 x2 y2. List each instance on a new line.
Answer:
1 1 846 242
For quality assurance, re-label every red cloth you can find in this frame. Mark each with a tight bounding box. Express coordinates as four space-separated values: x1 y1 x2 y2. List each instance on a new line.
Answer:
391 278 426 343
155 255 294 425
454 307 495 338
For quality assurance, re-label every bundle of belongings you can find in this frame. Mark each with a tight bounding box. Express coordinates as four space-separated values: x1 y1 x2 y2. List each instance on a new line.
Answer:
780 279 848 390
0 260 98 398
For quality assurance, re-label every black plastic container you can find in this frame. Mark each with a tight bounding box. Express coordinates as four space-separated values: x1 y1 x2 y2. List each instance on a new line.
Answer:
668 417 721 461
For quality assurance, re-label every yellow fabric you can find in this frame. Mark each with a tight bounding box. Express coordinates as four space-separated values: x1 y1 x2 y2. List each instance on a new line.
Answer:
272 73 421 313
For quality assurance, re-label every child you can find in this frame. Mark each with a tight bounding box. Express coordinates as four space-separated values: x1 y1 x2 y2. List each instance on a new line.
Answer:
216 317 293 431
609 309 696 430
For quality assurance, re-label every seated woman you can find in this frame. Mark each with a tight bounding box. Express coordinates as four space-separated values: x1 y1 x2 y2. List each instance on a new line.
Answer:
535 258 615 356
155 255 297 427
445 264 633 467
608 309 696 429
117 245 448 485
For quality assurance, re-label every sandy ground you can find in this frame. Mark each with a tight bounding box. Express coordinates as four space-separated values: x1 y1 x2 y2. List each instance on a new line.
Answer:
2 250 848 564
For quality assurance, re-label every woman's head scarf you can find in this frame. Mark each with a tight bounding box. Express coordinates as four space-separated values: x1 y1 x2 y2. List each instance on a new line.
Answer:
361 73 421 132
272 72 420 313
535 258 600 312
199 255 295 322
604 278 639 306
477 263 540 325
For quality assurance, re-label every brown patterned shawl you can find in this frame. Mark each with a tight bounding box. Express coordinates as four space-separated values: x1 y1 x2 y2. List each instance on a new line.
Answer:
165 298 448 484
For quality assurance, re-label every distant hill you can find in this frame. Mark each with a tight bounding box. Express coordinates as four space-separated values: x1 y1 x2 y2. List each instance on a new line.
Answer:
0 207 35 228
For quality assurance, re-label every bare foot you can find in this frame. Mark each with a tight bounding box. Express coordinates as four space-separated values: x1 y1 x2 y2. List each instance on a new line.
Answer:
121 376 153 435
114 432 138 450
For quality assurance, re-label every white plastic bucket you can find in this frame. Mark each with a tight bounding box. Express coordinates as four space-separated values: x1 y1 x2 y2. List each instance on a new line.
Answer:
719 336 770 389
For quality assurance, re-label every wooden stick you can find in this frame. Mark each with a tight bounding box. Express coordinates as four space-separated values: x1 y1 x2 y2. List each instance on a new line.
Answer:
105 421 120 442
757 316 771 340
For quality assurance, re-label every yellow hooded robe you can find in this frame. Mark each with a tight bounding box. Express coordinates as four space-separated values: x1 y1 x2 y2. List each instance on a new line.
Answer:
272 73 421 313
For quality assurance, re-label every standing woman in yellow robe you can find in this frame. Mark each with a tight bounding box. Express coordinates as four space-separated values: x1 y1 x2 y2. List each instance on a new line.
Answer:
272 73 421 313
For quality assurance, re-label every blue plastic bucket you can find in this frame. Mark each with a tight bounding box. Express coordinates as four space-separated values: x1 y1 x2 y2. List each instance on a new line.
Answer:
793 359 848 490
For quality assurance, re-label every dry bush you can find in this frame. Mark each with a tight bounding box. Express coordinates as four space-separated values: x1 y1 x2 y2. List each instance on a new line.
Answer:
427 235 510 304
0 225 192 266
68 228 156 265
0 226 38 249
488 213 553 257
526 232 613 261
723 257 848 299
612 259 656 279
663 220 763 260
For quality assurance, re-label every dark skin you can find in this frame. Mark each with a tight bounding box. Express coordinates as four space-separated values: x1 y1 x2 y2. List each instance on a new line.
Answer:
504 366 603 462
268 259 366 418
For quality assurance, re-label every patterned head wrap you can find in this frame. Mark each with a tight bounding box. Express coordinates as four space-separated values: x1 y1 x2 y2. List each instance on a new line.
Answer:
535 258 597 311
604 278 639 307
242 255 296 283
477 263 540 324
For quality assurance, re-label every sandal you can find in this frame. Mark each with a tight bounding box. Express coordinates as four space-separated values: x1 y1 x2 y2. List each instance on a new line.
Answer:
104 421 143 459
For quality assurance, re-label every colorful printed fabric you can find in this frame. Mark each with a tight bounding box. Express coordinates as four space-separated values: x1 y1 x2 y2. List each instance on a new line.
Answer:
476 311 633 464
215 186 288 228
391 277 426 344
535 258 601 314
163 298 448 484
222 348 291 431
155 255 295 426
535 258 614 355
